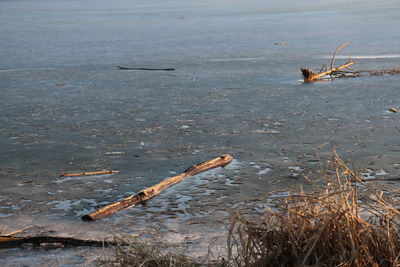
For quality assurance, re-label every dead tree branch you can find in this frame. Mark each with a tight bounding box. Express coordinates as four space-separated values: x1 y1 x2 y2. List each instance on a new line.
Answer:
330 41 350 70
301 61 354 82
82 154 233 221
301 43 400 82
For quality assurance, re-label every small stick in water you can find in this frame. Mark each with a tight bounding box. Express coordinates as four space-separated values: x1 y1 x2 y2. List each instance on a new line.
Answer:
59 170 117 177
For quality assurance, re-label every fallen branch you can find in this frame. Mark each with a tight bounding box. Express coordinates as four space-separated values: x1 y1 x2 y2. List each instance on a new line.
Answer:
0 235 116 249
82 154 233 221
301 60 354 82
2 226 36 237
117 66 175 71
60 170 117 177
301 42 400 82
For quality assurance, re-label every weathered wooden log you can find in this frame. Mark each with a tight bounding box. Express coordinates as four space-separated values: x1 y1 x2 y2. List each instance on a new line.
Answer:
0 235 116 249
301 61 355 82
82 154 233 221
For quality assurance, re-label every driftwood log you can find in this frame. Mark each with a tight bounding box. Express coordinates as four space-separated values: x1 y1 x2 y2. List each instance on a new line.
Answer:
82 154 233 221
301 42 400 82
0 235 116 249
117 66 175 71
301 61 354 82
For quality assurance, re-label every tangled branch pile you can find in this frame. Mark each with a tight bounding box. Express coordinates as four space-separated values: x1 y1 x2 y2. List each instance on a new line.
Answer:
229 154 400 266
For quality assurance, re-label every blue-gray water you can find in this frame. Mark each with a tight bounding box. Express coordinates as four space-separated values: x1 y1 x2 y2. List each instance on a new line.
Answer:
1 0 400 265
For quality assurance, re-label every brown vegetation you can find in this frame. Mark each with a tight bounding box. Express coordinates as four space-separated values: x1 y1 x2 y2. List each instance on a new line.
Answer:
228 152 400 266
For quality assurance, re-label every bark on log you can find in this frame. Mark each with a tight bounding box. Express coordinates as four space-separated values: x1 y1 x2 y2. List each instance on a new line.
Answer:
82 154 233 221
0 235 116 249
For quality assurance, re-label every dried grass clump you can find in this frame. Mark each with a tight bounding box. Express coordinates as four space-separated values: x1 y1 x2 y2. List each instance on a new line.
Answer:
100 236 198 267
229 154 400 267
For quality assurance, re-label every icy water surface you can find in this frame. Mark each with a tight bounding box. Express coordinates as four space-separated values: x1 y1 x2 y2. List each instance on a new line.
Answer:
1 0 400 265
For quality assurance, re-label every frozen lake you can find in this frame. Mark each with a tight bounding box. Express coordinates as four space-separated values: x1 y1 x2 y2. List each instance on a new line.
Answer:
1 0 400 265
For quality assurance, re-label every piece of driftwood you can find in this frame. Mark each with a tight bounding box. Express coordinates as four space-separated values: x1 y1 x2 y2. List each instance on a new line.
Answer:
117 66 175 71
82 154 233 221
301 61 354 82
301 42 400 82
0 235 116 249
60 170 117 177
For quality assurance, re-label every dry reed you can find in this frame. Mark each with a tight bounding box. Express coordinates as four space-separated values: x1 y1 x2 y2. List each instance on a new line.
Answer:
228 153 400 267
